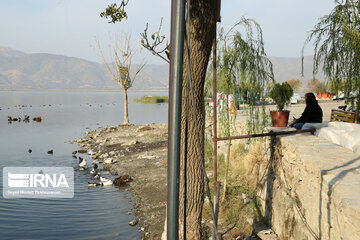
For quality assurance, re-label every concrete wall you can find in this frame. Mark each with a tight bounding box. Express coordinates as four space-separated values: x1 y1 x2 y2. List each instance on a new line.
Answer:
260 132 360 240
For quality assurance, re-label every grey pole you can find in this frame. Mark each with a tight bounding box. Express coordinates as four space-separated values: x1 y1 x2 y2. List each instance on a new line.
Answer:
167 0 185 239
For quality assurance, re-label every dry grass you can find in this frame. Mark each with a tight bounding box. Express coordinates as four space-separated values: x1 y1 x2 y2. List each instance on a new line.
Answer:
203 139 267 239
231 142 265 190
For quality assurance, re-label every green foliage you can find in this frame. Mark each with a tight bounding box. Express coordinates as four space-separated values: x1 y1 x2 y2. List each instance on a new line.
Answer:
262 106 269 126
204 70 213 98
206 17 274 136
218 172 261 236
201 223 211 240
303 0 360 113
217 153 225 166
327 78 345 93
246 102 260 135
269 82 293 111
100 3 128 23
207 18 274 98
134 95 169 103
204 138 214 167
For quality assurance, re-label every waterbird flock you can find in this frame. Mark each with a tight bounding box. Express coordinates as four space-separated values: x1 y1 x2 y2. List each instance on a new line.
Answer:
6 101 126 189
74 151 114 187
5 101 121 125
8 115 41 123
26 147 114 187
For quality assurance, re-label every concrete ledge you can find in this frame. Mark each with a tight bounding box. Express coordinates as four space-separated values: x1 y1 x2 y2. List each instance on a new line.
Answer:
264 132 360 240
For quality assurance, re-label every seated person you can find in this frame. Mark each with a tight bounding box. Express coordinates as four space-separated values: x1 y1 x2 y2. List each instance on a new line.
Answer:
290 92 323 130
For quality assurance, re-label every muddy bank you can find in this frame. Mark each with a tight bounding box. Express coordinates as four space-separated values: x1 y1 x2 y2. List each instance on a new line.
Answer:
76 123 168 239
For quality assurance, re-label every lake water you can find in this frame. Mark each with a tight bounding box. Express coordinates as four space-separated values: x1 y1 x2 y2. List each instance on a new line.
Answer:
0 91 168 240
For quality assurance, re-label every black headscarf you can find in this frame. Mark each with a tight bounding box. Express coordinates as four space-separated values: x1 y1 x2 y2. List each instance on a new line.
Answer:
297 93 323 123
305 92 317 105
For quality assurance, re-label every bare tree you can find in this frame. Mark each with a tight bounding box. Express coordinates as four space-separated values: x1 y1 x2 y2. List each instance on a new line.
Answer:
307 78 327 93
95 34 145 124
285 79 302 92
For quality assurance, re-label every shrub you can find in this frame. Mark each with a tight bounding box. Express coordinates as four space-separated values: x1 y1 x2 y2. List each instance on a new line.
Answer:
269 82 293 111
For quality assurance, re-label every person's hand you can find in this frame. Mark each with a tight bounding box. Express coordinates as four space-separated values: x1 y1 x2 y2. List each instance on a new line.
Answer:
289 117 296 127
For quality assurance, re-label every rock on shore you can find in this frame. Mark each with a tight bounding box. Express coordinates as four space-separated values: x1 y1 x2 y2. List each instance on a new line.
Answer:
76 123 168 239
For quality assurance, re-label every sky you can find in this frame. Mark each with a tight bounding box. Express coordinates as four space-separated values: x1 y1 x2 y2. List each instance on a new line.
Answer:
0 0 336 64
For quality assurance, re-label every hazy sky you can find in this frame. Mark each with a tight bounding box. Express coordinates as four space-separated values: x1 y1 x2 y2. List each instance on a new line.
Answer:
0 0 336 64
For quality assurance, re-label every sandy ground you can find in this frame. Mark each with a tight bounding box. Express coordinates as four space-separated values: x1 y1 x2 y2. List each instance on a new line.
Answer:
75 100 346 239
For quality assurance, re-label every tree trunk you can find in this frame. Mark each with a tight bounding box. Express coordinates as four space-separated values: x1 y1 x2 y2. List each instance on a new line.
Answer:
178 1 217 239
123 88 129 124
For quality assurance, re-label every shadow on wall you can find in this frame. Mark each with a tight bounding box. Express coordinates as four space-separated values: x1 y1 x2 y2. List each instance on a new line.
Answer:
250 135 278 232
318 156 360 239
265 135 276 225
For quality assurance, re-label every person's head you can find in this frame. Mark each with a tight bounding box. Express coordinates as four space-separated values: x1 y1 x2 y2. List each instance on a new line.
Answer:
305 92 317 105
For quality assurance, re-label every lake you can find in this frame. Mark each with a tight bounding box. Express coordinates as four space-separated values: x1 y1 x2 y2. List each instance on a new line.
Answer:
0 91 168 240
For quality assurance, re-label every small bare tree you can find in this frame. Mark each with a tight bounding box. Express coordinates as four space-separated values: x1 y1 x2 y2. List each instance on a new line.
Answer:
285 79 302 92
96 34 145 124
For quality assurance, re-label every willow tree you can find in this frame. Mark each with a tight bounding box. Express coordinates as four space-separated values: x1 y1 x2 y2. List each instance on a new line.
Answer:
96 34 145 124
207 19 274 136
303 0 360 118
211 18 273 200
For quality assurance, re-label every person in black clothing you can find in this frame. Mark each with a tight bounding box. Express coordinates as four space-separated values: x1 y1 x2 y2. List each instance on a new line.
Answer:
290 92 323 130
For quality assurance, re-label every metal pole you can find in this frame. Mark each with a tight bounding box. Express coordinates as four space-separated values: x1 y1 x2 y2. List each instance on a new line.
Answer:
212 3 221 239
212 34 219 240
167 0 185 239
214 128 316 142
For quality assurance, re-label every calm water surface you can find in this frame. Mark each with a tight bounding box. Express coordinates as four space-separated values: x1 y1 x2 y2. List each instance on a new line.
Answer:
0 91 168 240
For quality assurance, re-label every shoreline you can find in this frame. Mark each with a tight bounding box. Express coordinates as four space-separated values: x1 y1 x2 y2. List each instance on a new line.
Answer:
73 101 347 239
76 123 168 239
0 89 169 93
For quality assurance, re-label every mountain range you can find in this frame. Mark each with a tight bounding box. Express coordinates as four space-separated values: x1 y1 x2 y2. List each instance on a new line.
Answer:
0 46 325 91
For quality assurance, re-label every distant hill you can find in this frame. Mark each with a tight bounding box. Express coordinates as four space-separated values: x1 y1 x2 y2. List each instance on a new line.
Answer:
0 46 26 57
0 46 168 91
0 46 326 91
269 56 326 91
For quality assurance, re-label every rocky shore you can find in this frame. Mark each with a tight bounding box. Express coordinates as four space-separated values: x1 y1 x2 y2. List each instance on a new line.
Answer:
75 123 168 239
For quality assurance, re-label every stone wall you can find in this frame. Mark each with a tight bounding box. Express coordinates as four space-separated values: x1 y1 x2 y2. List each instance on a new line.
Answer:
260 132 360 240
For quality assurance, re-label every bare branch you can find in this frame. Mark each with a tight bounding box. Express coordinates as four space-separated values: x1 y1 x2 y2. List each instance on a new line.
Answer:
131 59 146 86
94 38 117 82
141 18 170 63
